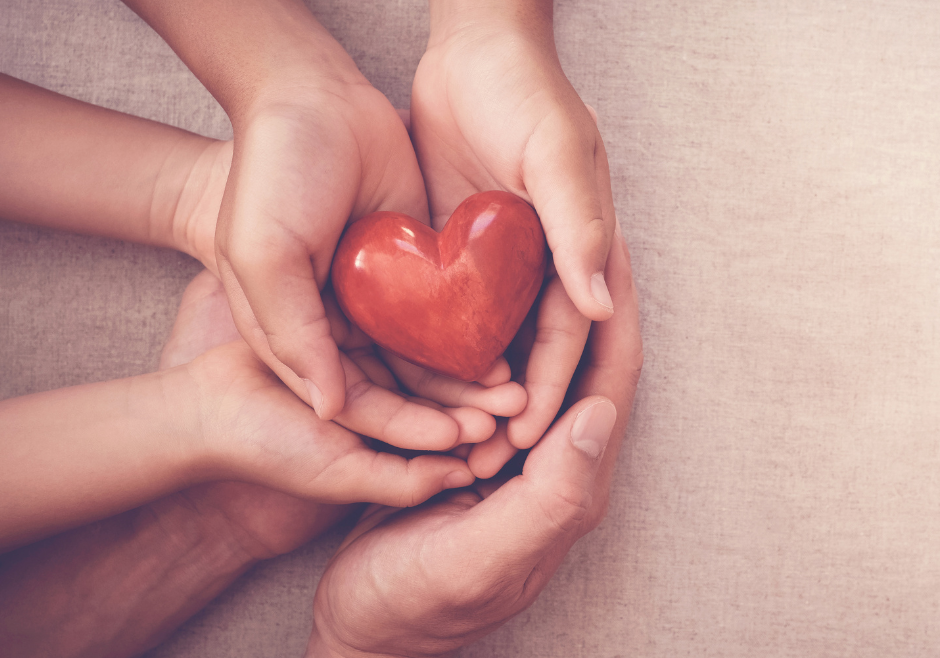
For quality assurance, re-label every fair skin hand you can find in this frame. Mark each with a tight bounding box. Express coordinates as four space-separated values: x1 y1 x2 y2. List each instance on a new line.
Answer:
122 0 611 436
411 0 620 461
0 270 353 658
0 74 516 551
121 0 435 420
307 231 641 658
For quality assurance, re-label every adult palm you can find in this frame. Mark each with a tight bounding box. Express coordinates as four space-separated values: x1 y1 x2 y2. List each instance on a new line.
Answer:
308 233 642 658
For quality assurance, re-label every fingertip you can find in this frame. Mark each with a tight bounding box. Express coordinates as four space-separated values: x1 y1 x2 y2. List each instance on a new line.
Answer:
444 469 476 490
467 425 518 480
477 358 512 387
476 381 528 419
584 103 599 127
499 382 529 417
553 240 616 322
305 370 346 420
590 272 615 315
303 379 324 416
443 407 497 444
375 454 473 507
407 408 461 451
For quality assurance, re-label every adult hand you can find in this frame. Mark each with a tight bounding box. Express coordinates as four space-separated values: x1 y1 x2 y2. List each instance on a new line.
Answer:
411 0 619 454
307 231 641 657
159 272 354 562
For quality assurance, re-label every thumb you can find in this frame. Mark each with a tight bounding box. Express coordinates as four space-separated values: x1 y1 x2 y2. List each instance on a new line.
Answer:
522 109 615 322
463 395 617 569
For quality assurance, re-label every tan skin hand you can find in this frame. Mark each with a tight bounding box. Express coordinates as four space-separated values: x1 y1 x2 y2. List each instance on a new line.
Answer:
308 231 642 658
214 82 431 421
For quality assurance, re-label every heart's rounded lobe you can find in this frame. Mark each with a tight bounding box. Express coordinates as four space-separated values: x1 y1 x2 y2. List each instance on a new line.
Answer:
332 191 546 381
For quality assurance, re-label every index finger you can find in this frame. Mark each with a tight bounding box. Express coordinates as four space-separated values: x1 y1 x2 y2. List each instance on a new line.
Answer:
522 107 617 323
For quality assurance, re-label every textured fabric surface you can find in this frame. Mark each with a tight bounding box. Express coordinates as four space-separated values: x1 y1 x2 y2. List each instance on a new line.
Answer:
2 1 939 657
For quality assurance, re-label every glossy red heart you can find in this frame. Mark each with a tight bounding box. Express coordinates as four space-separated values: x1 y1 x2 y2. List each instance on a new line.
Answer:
331 191 547 381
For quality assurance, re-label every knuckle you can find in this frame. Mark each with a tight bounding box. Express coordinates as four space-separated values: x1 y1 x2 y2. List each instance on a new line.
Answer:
395 486 423 509
531 322 588 348
342 377 374 410
392 460 426 508
264 317 333 364
538 482 593 536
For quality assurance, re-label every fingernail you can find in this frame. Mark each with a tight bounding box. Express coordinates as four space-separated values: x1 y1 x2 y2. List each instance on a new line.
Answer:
444 470 475 489
304 379 323 416
591 272 614 313
570 400 616 459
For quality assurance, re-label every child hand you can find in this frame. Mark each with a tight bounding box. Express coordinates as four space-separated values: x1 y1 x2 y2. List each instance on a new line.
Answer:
378 349 528 420
213 81 429 423
162 270 479 509
168 271 497 457
122 0 431 422
411 5 619 454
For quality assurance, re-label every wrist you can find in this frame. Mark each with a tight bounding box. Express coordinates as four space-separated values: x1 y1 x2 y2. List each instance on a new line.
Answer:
0 492 260 657
124 0 366 127
203 5 368 128
160 138 231 273
154 363 221 484
428 0 553 48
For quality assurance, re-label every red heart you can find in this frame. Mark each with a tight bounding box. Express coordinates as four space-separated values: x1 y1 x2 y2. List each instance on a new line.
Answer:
331 191 547 381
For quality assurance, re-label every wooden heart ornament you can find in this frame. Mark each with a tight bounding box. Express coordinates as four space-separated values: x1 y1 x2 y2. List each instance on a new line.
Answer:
331 191 547 381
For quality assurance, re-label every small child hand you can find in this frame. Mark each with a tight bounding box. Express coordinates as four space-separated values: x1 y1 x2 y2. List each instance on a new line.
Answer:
378 350 528 420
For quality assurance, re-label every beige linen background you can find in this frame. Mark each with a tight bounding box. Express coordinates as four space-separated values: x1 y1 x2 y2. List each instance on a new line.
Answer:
2 1 939 656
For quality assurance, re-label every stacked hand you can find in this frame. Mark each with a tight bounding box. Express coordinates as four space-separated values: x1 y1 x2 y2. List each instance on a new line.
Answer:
118 2 638 656
308 230 641 658
130 0 617 462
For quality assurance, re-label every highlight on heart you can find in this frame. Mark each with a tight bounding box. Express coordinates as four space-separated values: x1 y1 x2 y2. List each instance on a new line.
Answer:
332 191 547 381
